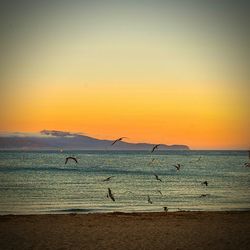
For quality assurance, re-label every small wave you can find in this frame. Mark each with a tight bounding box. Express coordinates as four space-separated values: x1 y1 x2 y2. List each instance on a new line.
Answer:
0 166 170 176
50 208 93 213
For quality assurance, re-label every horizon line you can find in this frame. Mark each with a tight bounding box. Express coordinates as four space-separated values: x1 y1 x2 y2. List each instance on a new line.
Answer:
0 130 249 151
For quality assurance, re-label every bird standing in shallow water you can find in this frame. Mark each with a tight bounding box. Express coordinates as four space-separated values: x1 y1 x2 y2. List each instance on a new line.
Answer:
147 195 153 204
202 181 208 186
200 194 209 198
163 206 168 212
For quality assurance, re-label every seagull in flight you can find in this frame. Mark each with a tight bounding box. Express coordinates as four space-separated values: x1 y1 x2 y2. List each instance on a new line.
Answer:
65 156 78 164
151 144 161 153
147 195 153 204
111 137 127 146
157 190 163 196
154 174 162 182
189 157 202 163
107 188 115 201
103 176 114 182
202 181 208 186
173 164 181 171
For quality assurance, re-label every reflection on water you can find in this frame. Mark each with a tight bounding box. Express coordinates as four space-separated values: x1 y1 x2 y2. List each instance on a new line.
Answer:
0 150 249 214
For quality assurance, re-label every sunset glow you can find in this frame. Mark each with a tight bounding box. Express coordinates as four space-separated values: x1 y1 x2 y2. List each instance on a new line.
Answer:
0 1 249 149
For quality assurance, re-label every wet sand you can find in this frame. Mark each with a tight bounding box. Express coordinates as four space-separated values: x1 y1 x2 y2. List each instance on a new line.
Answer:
0 211 250 250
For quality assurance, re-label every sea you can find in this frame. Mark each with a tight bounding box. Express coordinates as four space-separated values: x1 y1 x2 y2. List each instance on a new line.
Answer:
0 150 249 215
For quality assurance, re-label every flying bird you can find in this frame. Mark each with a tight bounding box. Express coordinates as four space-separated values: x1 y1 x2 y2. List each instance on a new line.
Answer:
111 137 127 146
147 195 153 204
154 174 162 182
65 156 78 164
107 188 115 201
202 181 208 186
157 190 163 196
189 157 201 163
151 144 161 153
103 176 114 182
173 164 181 171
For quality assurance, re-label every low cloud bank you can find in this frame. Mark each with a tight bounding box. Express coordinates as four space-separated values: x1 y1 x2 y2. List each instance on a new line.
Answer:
40 130 83 137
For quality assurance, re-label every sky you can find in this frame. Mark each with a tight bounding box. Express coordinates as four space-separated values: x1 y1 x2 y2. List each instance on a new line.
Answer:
0 0 249 149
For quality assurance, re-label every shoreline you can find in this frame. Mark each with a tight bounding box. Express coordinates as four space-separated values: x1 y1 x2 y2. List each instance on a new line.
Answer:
1 211 249 249
1 208 249 216
1 209 250 215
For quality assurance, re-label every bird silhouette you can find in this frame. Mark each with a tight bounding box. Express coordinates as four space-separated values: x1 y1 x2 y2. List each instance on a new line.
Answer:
200 194 209 198
154 174 162 182
173 164 181 171
202 181 208 186
189 157 201 163
147 195 153 204
163 206 168 212
103 176 114 182
111 137 127 146
107 188 115 201
65 156 78 164
157 190 163 196
151 144 161 153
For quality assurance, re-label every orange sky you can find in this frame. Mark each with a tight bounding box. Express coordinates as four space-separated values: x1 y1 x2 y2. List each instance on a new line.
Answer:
0 1 249 149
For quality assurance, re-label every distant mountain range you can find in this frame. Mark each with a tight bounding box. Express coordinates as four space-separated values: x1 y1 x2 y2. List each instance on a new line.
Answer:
0 130 190 150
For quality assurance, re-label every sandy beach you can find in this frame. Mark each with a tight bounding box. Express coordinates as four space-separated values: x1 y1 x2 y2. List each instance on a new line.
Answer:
0 211 249 250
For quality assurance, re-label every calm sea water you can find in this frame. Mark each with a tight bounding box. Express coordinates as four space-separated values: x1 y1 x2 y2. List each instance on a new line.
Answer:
0 150 249 214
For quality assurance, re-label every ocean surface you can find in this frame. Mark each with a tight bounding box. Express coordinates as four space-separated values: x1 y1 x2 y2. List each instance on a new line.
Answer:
0 150 249 215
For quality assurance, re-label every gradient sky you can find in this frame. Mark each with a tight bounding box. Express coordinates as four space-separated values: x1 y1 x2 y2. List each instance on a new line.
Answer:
0 0 249 149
